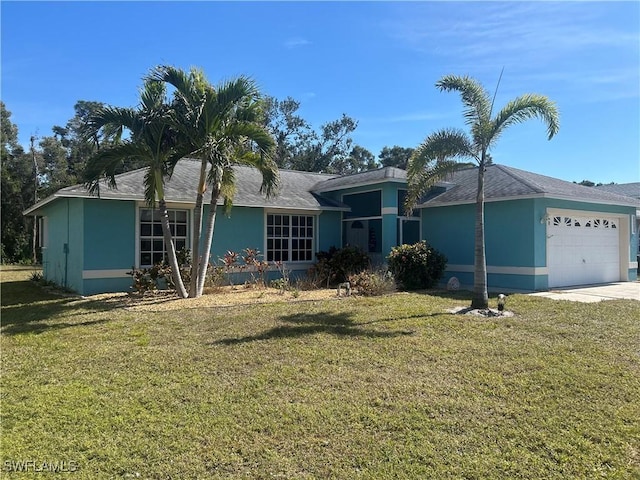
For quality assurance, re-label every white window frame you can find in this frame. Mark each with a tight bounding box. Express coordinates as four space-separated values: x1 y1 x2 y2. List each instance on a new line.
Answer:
137 207 190 267
265 211 316 263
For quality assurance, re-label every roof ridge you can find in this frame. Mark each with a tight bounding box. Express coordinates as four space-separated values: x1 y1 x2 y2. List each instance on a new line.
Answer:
494 164 545 193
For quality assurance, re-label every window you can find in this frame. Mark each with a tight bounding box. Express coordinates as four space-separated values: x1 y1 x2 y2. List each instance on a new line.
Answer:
139 209 188 266
343 191 381 218
266 214 314 262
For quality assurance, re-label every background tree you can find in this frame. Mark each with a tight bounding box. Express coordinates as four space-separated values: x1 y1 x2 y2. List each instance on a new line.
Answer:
379 145 414 170
406 74 559 309
575 179 604 187
0 102 33 263
53 100 124 180
37 136 74 197
262 96 370 174
330 145 378 175
289 114 358 173
262 96 311 169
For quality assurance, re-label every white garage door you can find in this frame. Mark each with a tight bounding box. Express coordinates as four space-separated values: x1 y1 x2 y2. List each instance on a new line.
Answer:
547 214 620 288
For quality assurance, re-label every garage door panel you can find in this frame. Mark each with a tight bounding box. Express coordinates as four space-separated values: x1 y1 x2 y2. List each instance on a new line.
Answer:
547 214 620 288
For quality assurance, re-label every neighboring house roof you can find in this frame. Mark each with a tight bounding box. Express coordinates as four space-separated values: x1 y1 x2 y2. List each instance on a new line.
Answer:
24 158 348 215
418 164 640 208
313 166 407 192
594 182 640 200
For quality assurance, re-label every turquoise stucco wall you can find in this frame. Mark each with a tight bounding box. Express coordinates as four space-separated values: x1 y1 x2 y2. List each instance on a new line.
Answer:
421 203 475 266
40 198 84 293
83 199 136 270
206 205 265 261
318 211 342 252
80 199 137 295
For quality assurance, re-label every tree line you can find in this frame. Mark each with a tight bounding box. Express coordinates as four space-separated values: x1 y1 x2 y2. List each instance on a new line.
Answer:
1 93 413 265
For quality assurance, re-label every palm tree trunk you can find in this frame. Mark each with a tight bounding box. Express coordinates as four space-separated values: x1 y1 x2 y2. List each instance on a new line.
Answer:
471 160 489 309
188 159 208 297
195 181 222 297
158 198 188 298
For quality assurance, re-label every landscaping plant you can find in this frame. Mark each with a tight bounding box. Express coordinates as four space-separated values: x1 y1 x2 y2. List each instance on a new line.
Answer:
310 245 370 287
387 240 447 290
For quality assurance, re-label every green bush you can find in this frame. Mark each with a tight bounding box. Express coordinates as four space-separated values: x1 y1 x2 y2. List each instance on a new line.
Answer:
310 246 370 287
348 270 396 296
387 241 447 290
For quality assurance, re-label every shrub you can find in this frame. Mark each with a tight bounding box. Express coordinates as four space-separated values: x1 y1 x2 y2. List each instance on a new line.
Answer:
310 246 370 287
387 241 447 290
127 263 171 296
348 270 396 296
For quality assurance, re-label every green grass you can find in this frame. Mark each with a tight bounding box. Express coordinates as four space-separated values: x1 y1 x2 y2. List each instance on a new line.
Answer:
1 265 639 479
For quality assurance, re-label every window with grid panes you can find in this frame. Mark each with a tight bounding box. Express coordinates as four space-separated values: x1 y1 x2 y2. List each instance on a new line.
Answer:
266 214 314 262
139 209 188 266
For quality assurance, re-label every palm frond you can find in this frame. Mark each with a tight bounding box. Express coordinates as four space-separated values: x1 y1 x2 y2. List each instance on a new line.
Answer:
85 106 141 142
139 79 168 113
405 128 474 213
83 142 149 193
436 75 492 129
220 167 237 215
490 94 560 146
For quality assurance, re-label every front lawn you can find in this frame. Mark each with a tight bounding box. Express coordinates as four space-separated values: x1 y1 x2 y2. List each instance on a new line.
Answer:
1 266 639 479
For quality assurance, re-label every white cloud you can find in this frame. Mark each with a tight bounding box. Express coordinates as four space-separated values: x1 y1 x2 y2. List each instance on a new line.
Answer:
284 37 311 49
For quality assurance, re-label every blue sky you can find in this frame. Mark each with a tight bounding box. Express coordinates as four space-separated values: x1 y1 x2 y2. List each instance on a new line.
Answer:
1 1 638 184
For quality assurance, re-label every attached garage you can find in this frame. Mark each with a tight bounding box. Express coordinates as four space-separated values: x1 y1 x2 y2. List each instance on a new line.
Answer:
417 164 639 292
547 210 622 288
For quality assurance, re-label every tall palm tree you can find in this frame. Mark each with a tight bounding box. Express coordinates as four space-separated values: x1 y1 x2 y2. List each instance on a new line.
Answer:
84 80 191 298
406 74 559 309
149 66 278 298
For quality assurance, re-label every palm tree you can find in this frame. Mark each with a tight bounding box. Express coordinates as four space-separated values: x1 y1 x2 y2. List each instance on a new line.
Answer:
149 66 278 298
406 74 559 309
84 80 191 298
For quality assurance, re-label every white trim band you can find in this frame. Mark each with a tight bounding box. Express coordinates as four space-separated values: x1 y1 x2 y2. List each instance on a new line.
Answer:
382 207 398 215
83 269 131 279
446 264 550 276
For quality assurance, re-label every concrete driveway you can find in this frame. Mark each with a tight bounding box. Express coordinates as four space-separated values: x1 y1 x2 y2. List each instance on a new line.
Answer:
529 282 640 303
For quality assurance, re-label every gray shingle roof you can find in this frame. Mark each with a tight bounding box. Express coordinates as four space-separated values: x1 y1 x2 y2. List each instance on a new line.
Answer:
418 164 639 208
594 182 640 199
25 158 348 214
25 160 637 216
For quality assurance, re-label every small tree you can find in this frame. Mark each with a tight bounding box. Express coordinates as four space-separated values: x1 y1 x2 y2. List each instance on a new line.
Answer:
406 74 559 308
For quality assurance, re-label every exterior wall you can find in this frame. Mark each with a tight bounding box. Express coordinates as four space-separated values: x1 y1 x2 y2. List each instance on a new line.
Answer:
40 198 85 293
207 205 342 281
207 205 265 260
82 199 137 295
422 198 552 291
317 210 342 252
421 197 637 292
